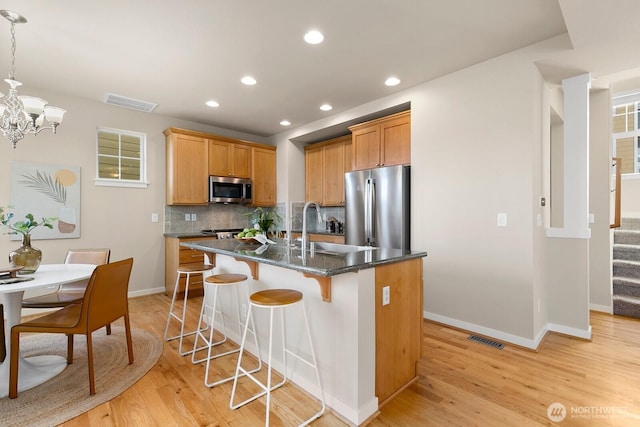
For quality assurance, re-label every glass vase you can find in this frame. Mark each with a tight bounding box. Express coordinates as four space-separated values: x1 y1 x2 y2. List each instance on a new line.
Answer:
9 234 42 274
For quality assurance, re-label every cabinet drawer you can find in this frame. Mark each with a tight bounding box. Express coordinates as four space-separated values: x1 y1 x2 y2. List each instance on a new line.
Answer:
179 247 205 264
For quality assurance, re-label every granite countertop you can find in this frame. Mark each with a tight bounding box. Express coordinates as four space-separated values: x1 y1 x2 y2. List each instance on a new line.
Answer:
181 238 427 277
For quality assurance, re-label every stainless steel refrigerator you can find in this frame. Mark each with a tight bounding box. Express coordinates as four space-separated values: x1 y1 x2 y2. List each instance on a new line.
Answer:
345 165 410 250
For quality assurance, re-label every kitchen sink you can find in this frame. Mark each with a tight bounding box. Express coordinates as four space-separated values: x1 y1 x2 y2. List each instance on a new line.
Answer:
306 242 377 256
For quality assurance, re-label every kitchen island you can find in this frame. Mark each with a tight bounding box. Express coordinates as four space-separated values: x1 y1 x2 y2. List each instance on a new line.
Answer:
181 238 427 425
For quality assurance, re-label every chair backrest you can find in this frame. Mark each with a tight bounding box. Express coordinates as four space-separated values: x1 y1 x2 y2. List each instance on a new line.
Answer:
64 248 111 265
61 249 111 292
80 258 133 332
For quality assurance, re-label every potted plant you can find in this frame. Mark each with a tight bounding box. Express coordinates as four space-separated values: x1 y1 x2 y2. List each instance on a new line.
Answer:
245 207 282 236
0 206 57 273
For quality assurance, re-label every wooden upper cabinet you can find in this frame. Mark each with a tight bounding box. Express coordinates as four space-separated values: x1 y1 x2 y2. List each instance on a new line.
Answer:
344 138 353 174
349 110 411 171
208 139 252 178
165 128 209 205
351 126 381 170
251 146 277 206
323 140 346 205
304 135 349 206
305 145 324 203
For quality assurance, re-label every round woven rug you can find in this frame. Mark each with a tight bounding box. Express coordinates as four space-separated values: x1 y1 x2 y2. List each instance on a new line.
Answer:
0 326 163 427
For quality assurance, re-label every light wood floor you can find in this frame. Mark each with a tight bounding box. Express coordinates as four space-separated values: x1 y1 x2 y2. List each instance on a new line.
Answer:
58 293 640 426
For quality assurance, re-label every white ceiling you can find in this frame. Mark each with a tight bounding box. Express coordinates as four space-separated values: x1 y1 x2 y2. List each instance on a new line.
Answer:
0 1 639 138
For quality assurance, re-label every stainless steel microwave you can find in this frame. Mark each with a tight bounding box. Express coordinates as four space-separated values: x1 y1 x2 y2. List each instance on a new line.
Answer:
209 176 252 204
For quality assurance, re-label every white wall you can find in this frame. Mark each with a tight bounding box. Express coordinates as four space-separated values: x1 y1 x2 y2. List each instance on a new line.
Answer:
270 35 613 348
0 88 266 297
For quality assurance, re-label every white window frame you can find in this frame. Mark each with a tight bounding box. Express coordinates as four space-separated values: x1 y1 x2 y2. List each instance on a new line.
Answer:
94 127 149 188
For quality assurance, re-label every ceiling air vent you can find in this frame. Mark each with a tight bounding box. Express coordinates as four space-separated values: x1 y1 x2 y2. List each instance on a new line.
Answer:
103 93 158 113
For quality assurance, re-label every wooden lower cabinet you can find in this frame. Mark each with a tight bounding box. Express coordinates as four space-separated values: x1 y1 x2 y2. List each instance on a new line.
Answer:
375 258 423 404
165 236 213 296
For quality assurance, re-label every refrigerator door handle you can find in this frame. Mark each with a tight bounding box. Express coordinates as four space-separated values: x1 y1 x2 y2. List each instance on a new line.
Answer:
370 179 376 244
364 179 371 243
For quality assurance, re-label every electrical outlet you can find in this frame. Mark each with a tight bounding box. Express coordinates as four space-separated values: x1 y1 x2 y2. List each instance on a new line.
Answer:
497 213 507 227
151 213 158 223
184 213 191 221
192 213 197 221
382 285 390 306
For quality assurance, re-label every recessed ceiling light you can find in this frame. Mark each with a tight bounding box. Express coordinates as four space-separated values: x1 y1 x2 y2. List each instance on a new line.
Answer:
385 77 401 86
205 100 220 107
320 104 332 111
280 120 291 126
241 76 257 85
304 30 324 45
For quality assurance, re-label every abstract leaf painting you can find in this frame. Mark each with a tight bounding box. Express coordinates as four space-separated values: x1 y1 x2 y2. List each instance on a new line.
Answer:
10 161 81 240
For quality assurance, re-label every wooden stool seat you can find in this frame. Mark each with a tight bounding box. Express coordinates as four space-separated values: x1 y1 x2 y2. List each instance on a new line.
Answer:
205 273 247 285
177 263 214 274
250 289 302 306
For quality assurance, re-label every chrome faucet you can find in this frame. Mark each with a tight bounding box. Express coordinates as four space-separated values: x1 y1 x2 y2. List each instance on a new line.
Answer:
301 201 322 251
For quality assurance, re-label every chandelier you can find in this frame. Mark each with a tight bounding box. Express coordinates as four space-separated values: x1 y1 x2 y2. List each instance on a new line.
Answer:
0 10 65 149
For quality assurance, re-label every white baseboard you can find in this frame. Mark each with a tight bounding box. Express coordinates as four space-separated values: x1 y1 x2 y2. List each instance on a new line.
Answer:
423 310 543 350
589 303 612 314
128 287 165 298
423 311 594 350
546 322 592 340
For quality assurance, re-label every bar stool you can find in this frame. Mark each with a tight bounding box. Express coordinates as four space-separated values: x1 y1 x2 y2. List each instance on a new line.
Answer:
230 289 325 426
164 260 214 356
191 273 262 387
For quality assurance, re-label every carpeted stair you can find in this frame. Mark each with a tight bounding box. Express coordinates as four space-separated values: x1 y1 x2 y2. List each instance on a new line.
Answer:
613 218 640 318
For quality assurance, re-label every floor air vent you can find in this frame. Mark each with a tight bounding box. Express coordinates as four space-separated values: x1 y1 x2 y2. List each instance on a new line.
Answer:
468 335 505 349
104 92 158 113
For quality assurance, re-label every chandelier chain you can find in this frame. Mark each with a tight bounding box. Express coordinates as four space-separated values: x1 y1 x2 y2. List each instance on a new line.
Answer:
9 20 15 80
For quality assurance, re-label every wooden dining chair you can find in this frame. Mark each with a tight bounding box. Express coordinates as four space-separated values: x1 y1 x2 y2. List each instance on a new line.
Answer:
21 248 111 333
9 257 134 399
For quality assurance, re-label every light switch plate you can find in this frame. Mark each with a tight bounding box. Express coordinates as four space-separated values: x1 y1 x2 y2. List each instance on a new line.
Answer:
382 285 390 306
151 213 159 223
497 213 507 227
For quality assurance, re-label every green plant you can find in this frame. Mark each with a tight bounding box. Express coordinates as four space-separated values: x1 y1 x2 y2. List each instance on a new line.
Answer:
0 206 57 237
245 207 282 234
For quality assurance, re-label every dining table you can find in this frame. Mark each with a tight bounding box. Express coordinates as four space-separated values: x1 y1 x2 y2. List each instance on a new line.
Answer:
0 263 96 398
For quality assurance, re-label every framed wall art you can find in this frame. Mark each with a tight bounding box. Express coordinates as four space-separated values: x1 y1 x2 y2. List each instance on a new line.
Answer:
9 161 81 240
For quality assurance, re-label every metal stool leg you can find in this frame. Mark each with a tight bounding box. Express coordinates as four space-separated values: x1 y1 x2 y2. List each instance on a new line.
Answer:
196 277 261 387
192 285 228 365
164 271 208 356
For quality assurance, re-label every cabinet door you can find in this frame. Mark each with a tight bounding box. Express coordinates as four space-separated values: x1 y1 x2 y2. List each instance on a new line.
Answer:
344 138 353 173
232 143 252 178
208 139 231 176
166 133 209 205
351 125 381 170
252 146 277 206
323 141 346 205
305 145 324 203
381 113 411 167
375 258 423 403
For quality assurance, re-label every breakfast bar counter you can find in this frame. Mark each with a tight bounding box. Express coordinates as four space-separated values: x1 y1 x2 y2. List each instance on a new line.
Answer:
181 238 427 425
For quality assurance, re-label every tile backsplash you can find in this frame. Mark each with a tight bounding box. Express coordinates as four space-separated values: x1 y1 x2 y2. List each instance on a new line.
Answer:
165 202 344 236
